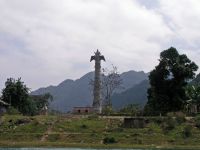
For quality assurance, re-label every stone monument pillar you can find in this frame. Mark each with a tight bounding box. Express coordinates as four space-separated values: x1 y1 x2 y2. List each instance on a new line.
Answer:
90 49 105 113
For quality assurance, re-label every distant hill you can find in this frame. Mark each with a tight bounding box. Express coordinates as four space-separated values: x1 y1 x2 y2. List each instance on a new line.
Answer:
112 80 149 109
31 70 149 112
117 70 149 92
32 72 94 112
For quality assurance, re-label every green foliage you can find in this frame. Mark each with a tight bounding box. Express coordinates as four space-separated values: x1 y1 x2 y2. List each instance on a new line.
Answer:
162 117 176 133
119 104 140 116
29 93 53 115
1 78 53 116
53 118 107 133
1 115 200 147
194 115 200 128
102 106 113 115
47 134 60 142
182 125 192 138
103 137 117 144
80 124 87 129
146 47 198 115
185 85 200 114
6 106 20 115
1 78 30 115
30 93 53 109
175 112 186 124
167 112 186 124
21 97 38 116
151 117 164 125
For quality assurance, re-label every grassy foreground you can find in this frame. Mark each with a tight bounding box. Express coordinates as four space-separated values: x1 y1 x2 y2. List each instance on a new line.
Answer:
1 114 200 148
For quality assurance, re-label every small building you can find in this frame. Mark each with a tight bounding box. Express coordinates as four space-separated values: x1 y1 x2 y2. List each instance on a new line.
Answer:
73 107 94 114
0 99 10 115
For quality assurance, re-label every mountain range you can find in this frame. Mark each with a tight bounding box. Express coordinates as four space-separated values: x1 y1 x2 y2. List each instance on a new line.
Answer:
31 70 149 112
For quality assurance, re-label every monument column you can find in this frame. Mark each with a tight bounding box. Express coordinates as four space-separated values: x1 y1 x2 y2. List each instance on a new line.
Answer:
90 50 105 113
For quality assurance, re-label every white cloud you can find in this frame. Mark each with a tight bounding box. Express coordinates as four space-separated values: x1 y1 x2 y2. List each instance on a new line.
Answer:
0 0 199 90
157 0 200 70
159 0 200 47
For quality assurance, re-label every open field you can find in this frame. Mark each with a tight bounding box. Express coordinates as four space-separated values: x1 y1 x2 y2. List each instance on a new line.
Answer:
1 114 200 148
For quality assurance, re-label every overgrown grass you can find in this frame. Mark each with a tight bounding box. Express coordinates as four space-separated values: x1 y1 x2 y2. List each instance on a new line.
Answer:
53 118 107 133
1 114 200 148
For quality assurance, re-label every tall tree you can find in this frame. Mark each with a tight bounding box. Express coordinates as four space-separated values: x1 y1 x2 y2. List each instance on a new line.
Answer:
1 78 53 115
145 47 198 115
1 78 30 114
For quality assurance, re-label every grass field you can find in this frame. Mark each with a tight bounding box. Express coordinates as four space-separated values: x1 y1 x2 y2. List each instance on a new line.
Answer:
1 114 200 148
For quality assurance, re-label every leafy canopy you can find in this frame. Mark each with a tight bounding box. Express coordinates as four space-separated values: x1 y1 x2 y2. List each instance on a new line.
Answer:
146 47 198 115
1 78 53 115
1 78 30 114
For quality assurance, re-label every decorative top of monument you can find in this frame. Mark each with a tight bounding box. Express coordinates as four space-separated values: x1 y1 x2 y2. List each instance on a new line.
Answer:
95 49 101 55
90 49 106 62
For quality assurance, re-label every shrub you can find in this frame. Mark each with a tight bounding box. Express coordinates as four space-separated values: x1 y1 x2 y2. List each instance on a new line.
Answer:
167 112 175 118
166 112 186 124
6 107 20 115
103 137 117 144
194 115 200 128
133 137 143 144
175 112 186 124
162 117 176 133
152 117 164 124
80 124 87 129
102 106 113 115
182 125 192 138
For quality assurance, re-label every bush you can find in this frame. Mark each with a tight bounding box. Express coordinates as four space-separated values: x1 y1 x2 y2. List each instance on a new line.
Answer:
195 115 200 128
81 124 87 129
152 117 164 124
162 117 176 133
175 112 186 124
167 112 175 118
102 106 113 115
103 137 117 144
6 107 20 115
166 112 186 124
182 125 192 138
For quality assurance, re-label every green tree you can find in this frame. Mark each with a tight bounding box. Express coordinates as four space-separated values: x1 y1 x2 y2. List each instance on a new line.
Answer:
185 85 200 113
30 93 53 113
1 78 53 116
1 78 30 114
145 47 198 115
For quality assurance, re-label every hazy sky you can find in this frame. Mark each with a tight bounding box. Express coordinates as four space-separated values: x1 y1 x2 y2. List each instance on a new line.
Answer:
0 0 200 91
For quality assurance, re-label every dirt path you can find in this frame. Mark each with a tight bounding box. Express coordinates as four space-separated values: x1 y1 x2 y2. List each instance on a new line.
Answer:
40 120 56 142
